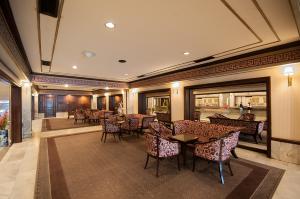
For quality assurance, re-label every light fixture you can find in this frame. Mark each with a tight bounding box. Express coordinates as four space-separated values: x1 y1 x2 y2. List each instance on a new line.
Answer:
283 65 294 87
105 86 109 90
172 82 180 94
124 73 128 76
183 52 190 55
21 80 32 87
131 88 138 95
118 59 127 63
82 50 96 58
72 65 77 69
104 92 110 96
64 84 69 88
105 22 115 29
121 90 125 95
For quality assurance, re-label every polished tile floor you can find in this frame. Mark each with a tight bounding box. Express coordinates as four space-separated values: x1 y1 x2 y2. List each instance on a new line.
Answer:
0 125 299 199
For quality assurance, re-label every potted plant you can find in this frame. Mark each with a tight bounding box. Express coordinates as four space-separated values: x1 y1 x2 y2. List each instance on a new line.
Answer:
0 112 8 147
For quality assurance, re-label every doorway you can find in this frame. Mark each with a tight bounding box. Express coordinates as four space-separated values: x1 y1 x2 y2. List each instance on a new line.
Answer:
45 95 56 118
184 77 271 157
97 96 106 110
109 94 122 113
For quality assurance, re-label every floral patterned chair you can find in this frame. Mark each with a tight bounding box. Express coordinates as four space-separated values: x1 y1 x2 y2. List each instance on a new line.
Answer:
144 122 180 177
238 113 256 121
138 116 156 135
101 115 121 143
193 131 240 184
121 117 140 137
74 110 85 124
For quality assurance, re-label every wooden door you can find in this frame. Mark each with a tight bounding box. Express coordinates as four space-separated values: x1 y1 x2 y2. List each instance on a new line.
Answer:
45 95 56 117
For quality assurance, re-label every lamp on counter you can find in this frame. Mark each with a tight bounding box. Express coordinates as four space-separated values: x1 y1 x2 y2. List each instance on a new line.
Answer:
171 81 180 94
283 66 294 87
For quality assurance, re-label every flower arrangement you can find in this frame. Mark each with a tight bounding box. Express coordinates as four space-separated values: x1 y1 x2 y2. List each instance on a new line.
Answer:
0 112 8 130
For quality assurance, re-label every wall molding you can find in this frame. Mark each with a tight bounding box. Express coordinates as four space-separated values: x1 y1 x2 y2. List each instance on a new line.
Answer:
130 42 300 88
31 74 128 89
272 137 300 146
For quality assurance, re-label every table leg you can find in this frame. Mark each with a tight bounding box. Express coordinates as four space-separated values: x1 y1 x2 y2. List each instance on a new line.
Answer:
181 143 186 166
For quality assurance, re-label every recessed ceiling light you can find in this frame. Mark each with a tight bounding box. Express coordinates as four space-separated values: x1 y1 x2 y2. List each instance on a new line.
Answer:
105 22 115 29
183 52 190 55
72 65 77 69
124 73 128 76
105 87 109 90
64 84 69 87
118 59 127 63
82 50 96 58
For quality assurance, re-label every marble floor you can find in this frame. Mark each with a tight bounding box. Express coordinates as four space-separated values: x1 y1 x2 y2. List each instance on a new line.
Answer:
0 125 299 199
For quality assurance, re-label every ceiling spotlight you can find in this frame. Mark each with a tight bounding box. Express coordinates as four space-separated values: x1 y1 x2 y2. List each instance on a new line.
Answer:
64 84 69 88
105 86 109 90
105 22 115 29
124 73 128 76
72 65 77 69
118 59 127 63
183 52 190 55
82 50 96 58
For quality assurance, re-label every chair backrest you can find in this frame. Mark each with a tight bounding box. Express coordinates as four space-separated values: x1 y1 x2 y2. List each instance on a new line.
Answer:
104 111 113 118
238 113 256 121
149 122 172 138
129 118 139 130
142 116 155 128
193 111 201 121
104 119 119 133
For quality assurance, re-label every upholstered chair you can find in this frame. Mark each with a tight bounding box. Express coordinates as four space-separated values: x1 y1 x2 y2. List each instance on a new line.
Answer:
144 122 180 177
74 110 85 124
139 116 155 135
101 116 121 143
121 117 140 137
238 113 256 121
193 131 240 184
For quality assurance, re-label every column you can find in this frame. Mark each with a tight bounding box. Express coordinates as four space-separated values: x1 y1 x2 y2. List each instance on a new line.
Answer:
21 82 32 138
92 95 97 109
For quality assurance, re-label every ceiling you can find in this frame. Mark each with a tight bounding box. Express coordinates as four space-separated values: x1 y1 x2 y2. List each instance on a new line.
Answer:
8 0 300 87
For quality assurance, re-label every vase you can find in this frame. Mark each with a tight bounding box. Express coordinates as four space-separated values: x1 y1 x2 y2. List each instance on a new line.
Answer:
0 129 8 147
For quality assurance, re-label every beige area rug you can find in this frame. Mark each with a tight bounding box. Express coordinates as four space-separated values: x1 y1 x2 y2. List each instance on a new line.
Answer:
41 118 98 132
35 132 284 199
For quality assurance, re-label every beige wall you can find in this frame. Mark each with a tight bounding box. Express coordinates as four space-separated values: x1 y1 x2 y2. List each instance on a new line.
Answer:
128 64 300 140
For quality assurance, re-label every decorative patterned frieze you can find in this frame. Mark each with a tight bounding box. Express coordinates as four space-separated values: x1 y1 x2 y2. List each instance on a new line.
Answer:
31 74 128 89
130 47 300 88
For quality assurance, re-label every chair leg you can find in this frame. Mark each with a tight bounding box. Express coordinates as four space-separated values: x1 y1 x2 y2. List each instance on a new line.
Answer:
253 135 258 144
156 157 160 177
227 160 233 176
101 132 105 141
113 133 116 142
104 133 107 143
144 154 149 169
192 154 196 172
231 149 238 159
218 162 225 184
177 155 181 171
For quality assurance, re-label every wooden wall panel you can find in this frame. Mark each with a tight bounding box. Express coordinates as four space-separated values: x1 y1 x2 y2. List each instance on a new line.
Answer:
38 94 92 114
11 85 22 143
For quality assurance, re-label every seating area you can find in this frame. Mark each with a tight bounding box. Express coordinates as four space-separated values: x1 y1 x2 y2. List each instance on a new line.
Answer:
144 121 240 184
208 113 264 144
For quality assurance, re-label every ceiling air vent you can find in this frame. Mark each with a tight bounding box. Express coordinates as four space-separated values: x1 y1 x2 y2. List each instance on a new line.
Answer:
41 60 51 72
39 0 59 17
137 74 145 78
193 56 215 63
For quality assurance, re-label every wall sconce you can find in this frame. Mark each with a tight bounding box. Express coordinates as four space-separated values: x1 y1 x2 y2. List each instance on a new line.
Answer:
32 92 38 97
131 88 138 96
104 92 110 97
172 82 180 94
283 66 294 87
